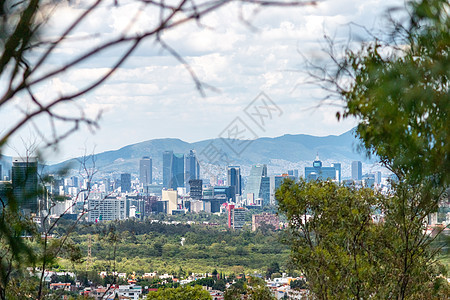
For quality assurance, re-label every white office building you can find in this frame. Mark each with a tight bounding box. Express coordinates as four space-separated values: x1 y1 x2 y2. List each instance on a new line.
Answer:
87 193 126 222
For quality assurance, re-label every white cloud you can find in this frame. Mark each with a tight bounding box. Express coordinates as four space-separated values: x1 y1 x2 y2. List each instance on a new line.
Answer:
1 0 405 161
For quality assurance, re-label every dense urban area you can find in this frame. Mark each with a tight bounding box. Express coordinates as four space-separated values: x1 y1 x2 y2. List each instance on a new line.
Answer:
0 0 448 298
0 150 448 298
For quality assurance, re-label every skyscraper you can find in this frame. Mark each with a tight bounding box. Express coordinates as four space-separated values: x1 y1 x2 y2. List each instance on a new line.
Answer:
362 173 375 188
121 173 131 192
246 164 269 206
375 171 382 185
184 150 200 192
163 151 173 188
162 189 178 215
305 154 340 182
163 151 185 190
12 157 38 214
270 174 296 205
189 179 203 199
260 176 271 206
172 154 184 189
70 176 79 188
139 156 152 185
88 193 126 222
227 166 242 196
352 161 362 181
331 163 342 183
227 205 246 230
287 169 299 179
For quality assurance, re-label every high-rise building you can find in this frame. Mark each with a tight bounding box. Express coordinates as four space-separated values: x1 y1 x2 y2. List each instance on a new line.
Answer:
227 166 242 196
228 205 246 230
139 156 152 185
163 151 173 188
331 163 342 183
0 164 2 181
12 157 38 214
260 177 271 206
162 189 178 215
270 174 296 205
375 171 382 185
352 161 362 181
0 181 12 206
121 173 131 193
362 173 375 188
71 176 79 188
163 151 185 190
213 186 235 202
246 164 269 206
172 154 184 188
287 169 299 179
305 155 340 182
88 193 126 222
189 179 203 199
184 150 200 192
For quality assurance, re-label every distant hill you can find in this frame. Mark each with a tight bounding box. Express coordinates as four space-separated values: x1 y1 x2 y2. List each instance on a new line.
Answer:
45 128 380 179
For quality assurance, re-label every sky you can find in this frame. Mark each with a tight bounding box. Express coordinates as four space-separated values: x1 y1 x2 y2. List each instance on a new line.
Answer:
0 0 406 163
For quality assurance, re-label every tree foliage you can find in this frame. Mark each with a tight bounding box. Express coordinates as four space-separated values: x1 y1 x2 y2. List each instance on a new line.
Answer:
246 276 276 300
277 179 448 299
0 206 37 299
280 1 449 298
147 285 212 300
289 278 306 290
58 220 289 275
336 0 449 186
224 277 275 300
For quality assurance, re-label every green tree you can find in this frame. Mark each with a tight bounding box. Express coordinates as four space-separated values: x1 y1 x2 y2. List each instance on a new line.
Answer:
277 179 383 299
279 0 449 298
212 279 227 291
0 203 36 299
334 0 449 187
333 1 449 295
265 262 280 279
278 179 448 299
224 277 275 300
246 277 275 300
290 279 307 290
224 279 247 300
147 285 212 300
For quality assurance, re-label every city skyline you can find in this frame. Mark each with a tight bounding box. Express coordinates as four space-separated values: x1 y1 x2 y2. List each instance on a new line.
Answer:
0 0 446 297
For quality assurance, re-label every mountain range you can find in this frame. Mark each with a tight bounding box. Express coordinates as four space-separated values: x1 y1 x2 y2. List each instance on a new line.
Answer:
42 128 382 179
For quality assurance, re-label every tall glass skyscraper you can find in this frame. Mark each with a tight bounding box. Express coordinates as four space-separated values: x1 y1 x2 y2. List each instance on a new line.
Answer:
352 161 362 181
12 157 38 214
270 174 296 205
121 173 131 192
172 154 185 189
246 164 269 206
163 151 186 190
260 177 271 206
139 156 152 185
227 166 242 196
163 151 173 188
184 150 200 192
